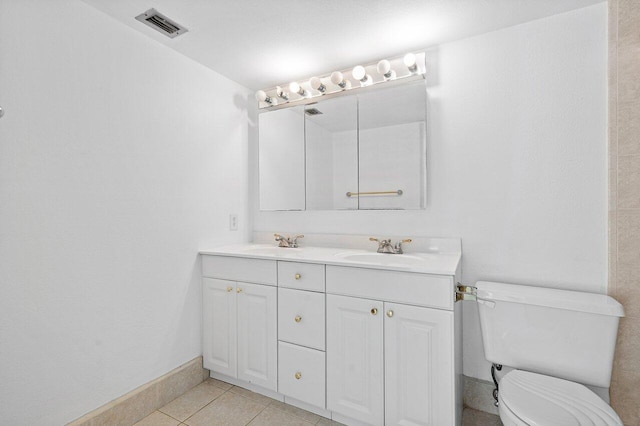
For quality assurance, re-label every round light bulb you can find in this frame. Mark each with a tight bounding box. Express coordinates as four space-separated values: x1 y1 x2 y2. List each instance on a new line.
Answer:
310 76 323 91
330 71 344 85
352 65 366 81
289 82 300 93
255 90 267 102
377 60 391 75
403 53 416 67
404 52 417 71
310 77 326 93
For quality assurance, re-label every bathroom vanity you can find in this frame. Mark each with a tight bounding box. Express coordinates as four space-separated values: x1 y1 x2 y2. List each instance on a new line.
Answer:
200 239 462 426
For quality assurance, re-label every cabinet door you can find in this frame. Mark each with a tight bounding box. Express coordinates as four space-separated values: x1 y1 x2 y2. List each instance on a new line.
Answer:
202 278 237 378
327 294 384 426
384 303 454 426
236 282 278 391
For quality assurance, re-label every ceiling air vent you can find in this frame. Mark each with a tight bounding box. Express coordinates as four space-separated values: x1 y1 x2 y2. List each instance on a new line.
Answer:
135 8 188 39
305 108 323 116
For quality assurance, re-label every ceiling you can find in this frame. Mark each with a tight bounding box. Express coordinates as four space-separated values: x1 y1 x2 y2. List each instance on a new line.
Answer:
80 0 603 90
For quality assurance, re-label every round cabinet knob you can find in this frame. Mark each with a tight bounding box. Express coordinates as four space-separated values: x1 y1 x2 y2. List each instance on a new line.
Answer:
294 315 302 323
371 308 378 315
226 286 233 292
236 288 242 293
294 273 301 280
295 372 302 380
386 310 394 318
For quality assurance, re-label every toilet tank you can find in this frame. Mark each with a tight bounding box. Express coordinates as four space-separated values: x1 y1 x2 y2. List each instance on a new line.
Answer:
476 281 624 388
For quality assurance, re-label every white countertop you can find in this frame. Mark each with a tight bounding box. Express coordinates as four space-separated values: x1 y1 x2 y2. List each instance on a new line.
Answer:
200 243 461 276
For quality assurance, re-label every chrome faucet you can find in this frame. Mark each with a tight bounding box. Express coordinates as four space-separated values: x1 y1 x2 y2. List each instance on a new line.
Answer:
369 237 412 254
274 233 304 248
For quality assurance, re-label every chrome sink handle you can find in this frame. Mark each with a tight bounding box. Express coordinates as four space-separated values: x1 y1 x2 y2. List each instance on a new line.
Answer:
291 235 304 248
274 233 290 247
394 239 412 254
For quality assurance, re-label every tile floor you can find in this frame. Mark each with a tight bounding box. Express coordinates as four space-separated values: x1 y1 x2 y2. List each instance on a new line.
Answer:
134 377 502 426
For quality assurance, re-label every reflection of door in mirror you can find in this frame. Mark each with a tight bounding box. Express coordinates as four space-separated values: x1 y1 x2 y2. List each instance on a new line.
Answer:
259 106 305 211
357 81 427 210
305 97 358 210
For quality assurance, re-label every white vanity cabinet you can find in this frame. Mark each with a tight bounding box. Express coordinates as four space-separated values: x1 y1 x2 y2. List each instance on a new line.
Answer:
326 266 458 426
201 245 462 426
202 256 278 391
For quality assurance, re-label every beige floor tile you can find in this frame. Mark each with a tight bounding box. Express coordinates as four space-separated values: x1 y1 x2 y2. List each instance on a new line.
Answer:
228 385 277 405
248 405 315 426
184 391 266 426
134 411 181 426
462 407 502 426
209 377 234 391
160 380 227 421
268 401 321 424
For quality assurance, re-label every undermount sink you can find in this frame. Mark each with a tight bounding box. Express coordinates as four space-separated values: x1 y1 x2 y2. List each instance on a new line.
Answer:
334 252 427 266
239 246 301 255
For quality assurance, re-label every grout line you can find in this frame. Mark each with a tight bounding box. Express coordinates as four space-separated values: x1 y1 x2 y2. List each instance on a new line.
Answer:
244 400 270 426
158 410 184 423
181 388 231 424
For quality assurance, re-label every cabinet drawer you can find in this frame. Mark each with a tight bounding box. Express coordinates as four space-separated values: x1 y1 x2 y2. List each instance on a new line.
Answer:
278 288 325 350
278 342 326 409
326 266 454 310
202 255 277 285
278 261 325 292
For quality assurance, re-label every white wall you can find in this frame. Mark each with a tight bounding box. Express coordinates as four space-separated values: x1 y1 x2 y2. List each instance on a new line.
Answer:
252 4 607 381
0 1 250 424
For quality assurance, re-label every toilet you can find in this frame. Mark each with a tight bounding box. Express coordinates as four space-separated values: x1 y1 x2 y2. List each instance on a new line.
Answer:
475 281 625 426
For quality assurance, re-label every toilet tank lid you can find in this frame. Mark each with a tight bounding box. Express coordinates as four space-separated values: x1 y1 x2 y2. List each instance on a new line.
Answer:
476 281 624 317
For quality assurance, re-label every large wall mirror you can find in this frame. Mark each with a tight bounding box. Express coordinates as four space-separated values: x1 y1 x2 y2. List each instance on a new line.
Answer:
258 80 426 211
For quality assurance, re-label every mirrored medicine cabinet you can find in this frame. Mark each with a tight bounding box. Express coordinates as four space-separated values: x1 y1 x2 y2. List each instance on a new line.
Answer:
258 80 427 211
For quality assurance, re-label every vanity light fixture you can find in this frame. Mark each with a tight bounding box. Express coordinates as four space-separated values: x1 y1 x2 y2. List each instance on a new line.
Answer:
309 76 326 93
289 82 307 97
275 85 289 100
403 52 418 73
255 51 425 109
352 65 372 85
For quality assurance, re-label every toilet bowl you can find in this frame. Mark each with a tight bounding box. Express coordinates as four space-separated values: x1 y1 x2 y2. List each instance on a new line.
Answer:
498 370 621 426
475 281 625 426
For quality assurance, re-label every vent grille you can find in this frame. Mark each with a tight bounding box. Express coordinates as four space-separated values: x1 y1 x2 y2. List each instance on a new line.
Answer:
305 108 323 116
135 9 188 39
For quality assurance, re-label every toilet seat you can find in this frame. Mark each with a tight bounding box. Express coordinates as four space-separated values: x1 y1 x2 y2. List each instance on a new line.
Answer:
499 370 622 426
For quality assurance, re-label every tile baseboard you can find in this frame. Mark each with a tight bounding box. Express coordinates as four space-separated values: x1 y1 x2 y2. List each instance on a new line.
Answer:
463 375 499 416
67 357 208 426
